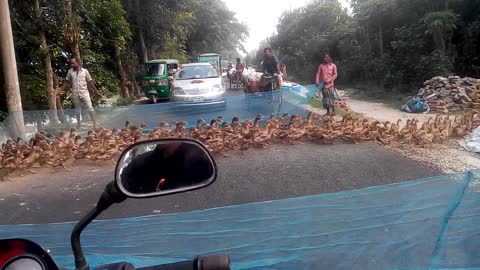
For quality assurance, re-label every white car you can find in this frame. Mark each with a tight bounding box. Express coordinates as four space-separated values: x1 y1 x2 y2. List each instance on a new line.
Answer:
172 63 226 104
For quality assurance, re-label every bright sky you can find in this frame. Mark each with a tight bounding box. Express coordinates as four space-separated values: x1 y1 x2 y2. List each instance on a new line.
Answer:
223 0 350 53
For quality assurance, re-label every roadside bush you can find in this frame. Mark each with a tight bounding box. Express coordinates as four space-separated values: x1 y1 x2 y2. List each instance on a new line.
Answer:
115 97 134 106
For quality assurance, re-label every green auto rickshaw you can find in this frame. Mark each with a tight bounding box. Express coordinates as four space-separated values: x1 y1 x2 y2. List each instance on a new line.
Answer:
141 59 180 104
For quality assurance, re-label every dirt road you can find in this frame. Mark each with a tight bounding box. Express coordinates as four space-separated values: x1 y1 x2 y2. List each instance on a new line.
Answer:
343 90 480 173
348 99 431 123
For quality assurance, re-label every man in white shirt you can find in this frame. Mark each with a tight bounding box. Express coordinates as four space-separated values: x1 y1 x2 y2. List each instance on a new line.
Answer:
57 57 102 129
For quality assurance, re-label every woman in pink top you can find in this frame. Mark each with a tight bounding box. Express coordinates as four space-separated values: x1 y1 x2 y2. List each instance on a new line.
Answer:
316 54 338 116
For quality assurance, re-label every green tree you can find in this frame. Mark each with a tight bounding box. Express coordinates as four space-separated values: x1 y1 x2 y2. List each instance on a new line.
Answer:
268 0 478 90
186 0 248 57
78 0 131 98
422 7 457 52
271 0 350 82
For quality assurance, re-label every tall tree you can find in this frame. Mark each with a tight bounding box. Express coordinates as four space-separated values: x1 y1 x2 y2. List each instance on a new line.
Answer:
422 0 458 52
114 46 130 98
133 0 148 62
186 0 248 56
271 0 350 82
65 0 81 62
34 0 59 124
0 0 25 137
352 0 398 57
79 0 131 98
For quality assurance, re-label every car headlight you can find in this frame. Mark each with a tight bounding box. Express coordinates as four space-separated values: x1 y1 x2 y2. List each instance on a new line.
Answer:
173 88 185 95
212 84 223 92
158 80 168 86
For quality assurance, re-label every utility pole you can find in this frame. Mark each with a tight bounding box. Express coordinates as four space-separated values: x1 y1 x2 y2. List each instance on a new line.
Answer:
0 0 25 138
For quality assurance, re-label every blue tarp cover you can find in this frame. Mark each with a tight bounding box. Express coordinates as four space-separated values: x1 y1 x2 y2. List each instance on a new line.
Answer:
0 171 479 270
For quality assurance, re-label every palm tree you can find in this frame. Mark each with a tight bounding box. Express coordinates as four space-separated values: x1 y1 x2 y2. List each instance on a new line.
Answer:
421 0 458 51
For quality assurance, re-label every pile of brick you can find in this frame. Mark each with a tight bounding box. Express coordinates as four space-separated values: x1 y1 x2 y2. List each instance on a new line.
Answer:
417 76 480 112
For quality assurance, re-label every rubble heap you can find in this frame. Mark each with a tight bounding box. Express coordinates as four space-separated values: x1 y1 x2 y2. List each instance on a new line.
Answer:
418 76 480 112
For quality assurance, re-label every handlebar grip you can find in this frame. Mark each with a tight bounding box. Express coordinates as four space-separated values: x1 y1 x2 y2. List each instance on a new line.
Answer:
196 255 230 270
138 255 230 270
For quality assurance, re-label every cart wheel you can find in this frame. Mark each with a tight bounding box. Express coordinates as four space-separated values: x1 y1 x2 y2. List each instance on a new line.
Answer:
272 90 282 114
245 90 252 111
149 94 157 104
267 82 274 104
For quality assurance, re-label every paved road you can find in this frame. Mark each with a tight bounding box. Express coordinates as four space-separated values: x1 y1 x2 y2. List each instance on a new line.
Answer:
0 87 442 225
103 80 298 130
0 142 441 225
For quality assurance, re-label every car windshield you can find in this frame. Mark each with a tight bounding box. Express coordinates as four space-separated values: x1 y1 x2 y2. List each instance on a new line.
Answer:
177 65 218 80
144 63 165 76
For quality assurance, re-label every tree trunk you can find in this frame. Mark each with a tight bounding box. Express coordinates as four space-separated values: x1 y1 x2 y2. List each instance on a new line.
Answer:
114 45 130 99
365 24 372 56
126 67 140 96
53 74 68 124
0 0 25 138
132 78 140 96
138 30 148 62
123 59 138 96
364 24 372 80
433 31 446 52
134 0 148 62
56 97 68 124
34 0 59 124
65 0 81 62
378 24 384 57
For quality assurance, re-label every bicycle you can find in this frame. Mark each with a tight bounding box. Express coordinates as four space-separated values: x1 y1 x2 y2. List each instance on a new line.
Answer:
230 70 242 91
245 73 283 114
263 74 282 114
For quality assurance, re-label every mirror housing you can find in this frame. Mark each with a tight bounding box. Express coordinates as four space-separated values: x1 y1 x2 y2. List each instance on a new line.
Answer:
115 139 217 198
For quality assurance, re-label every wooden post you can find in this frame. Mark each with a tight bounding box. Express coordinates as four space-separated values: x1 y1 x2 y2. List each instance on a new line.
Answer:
0 0 25 138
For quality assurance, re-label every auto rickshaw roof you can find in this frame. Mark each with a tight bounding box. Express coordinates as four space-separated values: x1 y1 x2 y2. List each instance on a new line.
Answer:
199 53 221 57
145 59 180 64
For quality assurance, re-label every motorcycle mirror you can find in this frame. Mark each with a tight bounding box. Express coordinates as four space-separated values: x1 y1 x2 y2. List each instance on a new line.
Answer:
115 139 217 198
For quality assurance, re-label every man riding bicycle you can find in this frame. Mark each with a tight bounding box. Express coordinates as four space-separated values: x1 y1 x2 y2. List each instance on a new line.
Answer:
261 47 282 89
235 58 244 83
235 58 244 74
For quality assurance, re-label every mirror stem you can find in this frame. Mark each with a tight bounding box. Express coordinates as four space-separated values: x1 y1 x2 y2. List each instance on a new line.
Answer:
71 182 127 270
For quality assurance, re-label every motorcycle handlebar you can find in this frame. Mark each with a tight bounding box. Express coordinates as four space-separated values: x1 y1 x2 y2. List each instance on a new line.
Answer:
138 255 230 270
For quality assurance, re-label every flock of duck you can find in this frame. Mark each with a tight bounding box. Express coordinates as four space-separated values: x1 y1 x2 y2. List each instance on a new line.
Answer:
1 111 479 181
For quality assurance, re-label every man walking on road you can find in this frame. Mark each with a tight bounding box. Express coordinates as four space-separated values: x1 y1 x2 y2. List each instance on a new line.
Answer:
316 54 338 116
57 57 102 129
